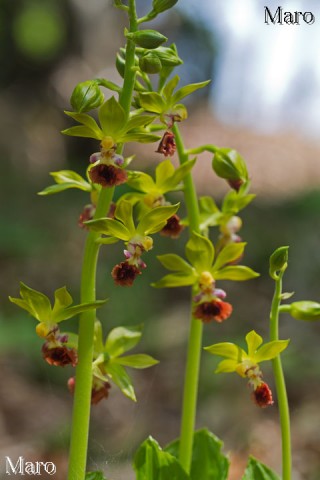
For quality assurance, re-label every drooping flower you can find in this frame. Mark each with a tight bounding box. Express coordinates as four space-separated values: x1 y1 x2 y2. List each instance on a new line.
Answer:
89 163 127 187
111 261 141 286
156 131 176 157
194 299 233 323
252 382 274 408
42 343 78 367
160 214 184 239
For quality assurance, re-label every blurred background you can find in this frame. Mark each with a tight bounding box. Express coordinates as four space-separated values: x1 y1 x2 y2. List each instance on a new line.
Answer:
1 0 320 478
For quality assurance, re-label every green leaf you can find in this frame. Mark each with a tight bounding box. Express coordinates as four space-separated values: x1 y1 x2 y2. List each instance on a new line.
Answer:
105 325 143 358
289 301 320 321
245 330 263 358
115 354 159 369
85 472 107 480
185 233 214 272
127 170 156 193
136 204 179 235
254 340 289 363
134 437 189 480
213 242 246 271
157 254 194 274
114 200 135 235
269 246 289 280
165 429 229 480
85 218 131 241
204 342 243 361
152 272 197 288
242 456 280 480
106 363 136 401
18 282 52 322
139 92 167 114
213 266 259 281
52 286 73 316
172 80 210 103
98 96 126 136
64 111 104 137
54 299 107 323
61 125 103 140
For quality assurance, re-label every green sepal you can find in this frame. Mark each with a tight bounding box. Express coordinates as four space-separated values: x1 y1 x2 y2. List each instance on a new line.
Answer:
254 339 289 363
157 254 194 274
70 80 104 113
152 272 197 288
134 437 189 480
222 190 255 215
54 299 107 323
139 52 162 74
106 363 136 401
245 330 263 357
119 132 161 144
204 342 243 362
163 75 180 100
213 266 259 281
96 236 119 245
114 354 159 369
212 148 248 182
38 170 92 195
242 456 280 480
165 429 229 480
52 286 73 316
139 92 166 114
85 472 107 480
289 301 320 321
126 113 157 131
185 233 214 273
136 203 179 235
105 325 143 358
98 96 126 137
64 111 104 138
61 125 103 140
153 46 183 67
126 29 167 49
85 218 131 241
269 246 289 280
127 170 156 192
172 80 210 104
213 242 246 271
114 200 135 235
152 0 179 14
157 158 196 192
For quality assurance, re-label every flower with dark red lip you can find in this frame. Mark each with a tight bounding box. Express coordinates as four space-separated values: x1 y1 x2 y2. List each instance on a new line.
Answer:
252 382 274 408
193 299 233 323
156 131 176 157
89 163 127 187
42 343 78 367
160 214 184 239
68 376 111 405
111 261 141 286
78 204 96 229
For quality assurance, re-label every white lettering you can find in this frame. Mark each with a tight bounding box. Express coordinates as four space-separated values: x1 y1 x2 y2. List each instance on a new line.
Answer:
4 456 56 475
5 456 23 475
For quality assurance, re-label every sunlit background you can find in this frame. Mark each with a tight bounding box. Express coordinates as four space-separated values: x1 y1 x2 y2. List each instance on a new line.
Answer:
1 1 320 479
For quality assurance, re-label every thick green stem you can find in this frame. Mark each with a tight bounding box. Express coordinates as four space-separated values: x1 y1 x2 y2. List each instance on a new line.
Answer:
67 2 138 478
173 124 202 473
270 274 292 480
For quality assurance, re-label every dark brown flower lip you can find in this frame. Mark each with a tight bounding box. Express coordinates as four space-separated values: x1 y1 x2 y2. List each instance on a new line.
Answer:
42 344 78 367
193 299 233 323
89 164 127 187
111 261 141 286
160 214 184 239
156 131 176 157
252 382 274 408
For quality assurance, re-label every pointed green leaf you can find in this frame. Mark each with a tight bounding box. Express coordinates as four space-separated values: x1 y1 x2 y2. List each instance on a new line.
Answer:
204 342 243 361
254 340 290 363
114 200 135 235
127 170 156 193
106 363 136 401
98 96 126 136
115 354 159 369
163 75 180 100
134 437 189 480
136 204 179 235
185 233 214 272
213 266 259 281
245 330 263 358
289 301 320 321
172 80 210 103
55 299 107 323
215 359 238 374
85 218 131 240
213 243 246 271
61 125 103 140
52 286 73 316
152 272 197 288
64 111 104 137
139 92 166 114
157 254 194 274
165 429 229 480
242 456 280 480
19 282 52 322
105 325 143 358
126 114 156 131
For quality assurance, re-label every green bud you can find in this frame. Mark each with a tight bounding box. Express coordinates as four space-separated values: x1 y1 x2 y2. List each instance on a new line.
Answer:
70 80 104 113
212 148 248 190
153 46 183 66
126 29 167 49
139 52 162 74
269 246 289 280
152 0 179 14
116 52 126 78
289 301 320 321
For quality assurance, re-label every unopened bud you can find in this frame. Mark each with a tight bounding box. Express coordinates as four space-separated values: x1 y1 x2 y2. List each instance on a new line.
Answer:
70 80 104 113
139 52 162 74
126 29 167 49
212 148 248 190
152 0 179 14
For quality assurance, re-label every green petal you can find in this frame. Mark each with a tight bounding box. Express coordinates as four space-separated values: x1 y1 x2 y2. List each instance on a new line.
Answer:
254 340 290 363
85 218 131 240
215 359 238 374
157 253 194 274
204 342 244 361
152 272 197 288
213 242 246 271
105 325 143 358
98 96 126 137
245 330 263 358
213 266 259 281
114 354 159 369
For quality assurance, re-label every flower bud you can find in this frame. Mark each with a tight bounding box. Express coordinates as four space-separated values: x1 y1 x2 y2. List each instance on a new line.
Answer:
152 0 179 14
212 148 248 190
70 80 104 113
126 29 167 49
289 301 320 321
139 52 162 74
269 246 289 280
116 52 126 78
153 46 183 67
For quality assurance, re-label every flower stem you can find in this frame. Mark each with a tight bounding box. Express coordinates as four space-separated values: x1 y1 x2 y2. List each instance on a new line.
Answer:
173 123 202 473
270 273 292 480
67 2 138 478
